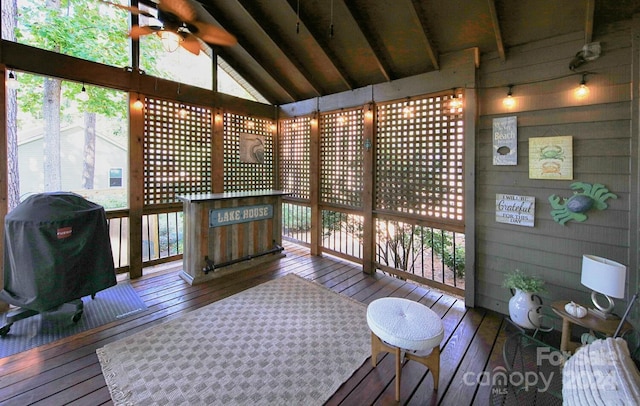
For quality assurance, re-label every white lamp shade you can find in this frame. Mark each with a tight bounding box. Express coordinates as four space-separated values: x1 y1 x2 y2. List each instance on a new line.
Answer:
581 254 626 299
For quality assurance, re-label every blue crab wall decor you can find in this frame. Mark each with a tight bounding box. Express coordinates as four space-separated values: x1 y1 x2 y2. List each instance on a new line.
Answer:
548 182 617 225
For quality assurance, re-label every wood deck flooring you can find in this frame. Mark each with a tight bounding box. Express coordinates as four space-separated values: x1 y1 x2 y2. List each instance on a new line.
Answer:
0 242 554 405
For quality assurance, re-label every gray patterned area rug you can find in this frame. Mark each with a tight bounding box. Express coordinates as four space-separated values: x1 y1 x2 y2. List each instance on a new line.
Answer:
1 282 147 358
97 273 371 405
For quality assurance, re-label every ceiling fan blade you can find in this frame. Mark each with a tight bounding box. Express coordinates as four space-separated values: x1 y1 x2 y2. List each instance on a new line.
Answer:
129 25 160 40
191 21 237 46
158 0 198 23
99 0 155 18
180 34 202 56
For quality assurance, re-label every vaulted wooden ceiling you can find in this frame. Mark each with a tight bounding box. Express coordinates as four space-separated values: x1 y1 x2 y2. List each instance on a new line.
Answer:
193 0 639 105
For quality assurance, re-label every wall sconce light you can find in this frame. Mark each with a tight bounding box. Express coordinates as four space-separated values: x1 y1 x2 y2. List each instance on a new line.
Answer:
178 104 188 119
363 138 372 151
449 89 462 109
133 96 144 110
6 71 19 90
575 73 589 98
215 110 222 123
78 83 90 102
269 122 277 132
310 117 317 126
502 85 515 109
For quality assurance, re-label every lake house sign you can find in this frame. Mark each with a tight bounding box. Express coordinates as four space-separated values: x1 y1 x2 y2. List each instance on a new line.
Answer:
209 204 273 227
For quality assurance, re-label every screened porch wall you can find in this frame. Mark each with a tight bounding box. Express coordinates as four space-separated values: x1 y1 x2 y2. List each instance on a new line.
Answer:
112 95 277 278
278 59 475 296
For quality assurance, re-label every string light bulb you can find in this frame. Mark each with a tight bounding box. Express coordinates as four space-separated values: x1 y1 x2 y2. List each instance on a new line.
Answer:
178 104 188 118
365 103 373 120
6 71 19 90
449 89 462 109
575 73 589 98
502 85 515 109
402 98 414 117
78 83 89 101
133 96 144 110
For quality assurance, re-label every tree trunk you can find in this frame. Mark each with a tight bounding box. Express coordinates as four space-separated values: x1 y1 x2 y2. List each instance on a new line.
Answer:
3 0 20 210
43 77 62 191
82 112 97 189
42 0 62 192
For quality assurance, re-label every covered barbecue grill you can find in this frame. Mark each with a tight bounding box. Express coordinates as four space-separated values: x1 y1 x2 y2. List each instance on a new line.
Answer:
0 192 116 336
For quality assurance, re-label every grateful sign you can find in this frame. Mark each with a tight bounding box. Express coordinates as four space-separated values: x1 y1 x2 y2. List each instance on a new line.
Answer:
496 194 535 227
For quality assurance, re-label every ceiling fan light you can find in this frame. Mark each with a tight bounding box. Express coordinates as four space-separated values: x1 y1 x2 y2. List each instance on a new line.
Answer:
160 31 182 52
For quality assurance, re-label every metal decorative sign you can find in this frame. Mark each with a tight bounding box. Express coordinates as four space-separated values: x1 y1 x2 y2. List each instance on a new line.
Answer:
548 182 617 225
496 194 535 227
209 204 273 227
493 116 518 165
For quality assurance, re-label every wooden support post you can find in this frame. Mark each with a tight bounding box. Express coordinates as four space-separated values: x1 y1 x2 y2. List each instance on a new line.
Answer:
309 112 321 256
128 92 144 279
0 65 9 312
362 102 375 274
212 108 224 193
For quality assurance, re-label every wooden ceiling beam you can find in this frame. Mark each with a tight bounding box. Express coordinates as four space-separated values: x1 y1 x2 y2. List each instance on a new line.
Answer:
235 0 325 97
584 0 595 44
201 2 314 102
408 0 439 70
216 48 295 105
342 0 392 82
487 0 506 61
282 0 354 91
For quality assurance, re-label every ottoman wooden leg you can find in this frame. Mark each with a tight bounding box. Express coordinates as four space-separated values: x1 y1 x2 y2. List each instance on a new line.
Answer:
394 346 402 401
371 332 382 366
406 346 441 390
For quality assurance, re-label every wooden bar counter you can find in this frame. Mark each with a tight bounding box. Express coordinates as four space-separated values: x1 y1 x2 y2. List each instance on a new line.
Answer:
177 190 288 285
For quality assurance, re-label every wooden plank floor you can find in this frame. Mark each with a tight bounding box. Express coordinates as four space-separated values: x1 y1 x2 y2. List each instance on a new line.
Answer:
0 242 533 406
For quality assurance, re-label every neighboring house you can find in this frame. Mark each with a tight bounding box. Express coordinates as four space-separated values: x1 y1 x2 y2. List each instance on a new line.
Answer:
17 124 128 197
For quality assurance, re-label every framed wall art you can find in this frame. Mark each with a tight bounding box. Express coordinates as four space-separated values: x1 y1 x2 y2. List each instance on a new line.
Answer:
529 135 573 180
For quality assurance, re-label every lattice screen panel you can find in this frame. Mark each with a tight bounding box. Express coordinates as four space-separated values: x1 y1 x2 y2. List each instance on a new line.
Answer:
279 117 311 200
223 112 274 192
375 93 464 222
144 98 212 205
320 109 364 207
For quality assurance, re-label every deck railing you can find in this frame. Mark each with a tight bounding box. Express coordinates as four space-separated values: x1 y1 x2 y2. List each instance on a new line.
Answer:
282 201 465 293
106 205 184 274
108 203 464 294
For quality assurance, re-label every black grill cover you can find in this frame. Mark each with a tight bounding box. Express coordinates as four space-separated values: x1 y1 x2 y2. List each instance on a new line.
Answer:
0 192 116 312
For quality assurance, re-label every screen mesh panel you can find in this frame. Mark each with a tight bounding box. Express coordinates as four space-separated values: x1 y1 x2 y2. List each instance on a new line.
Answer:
280 117 311 200
320 109 364 207
375 93 464 222
223 112 274 192
144 98 212 205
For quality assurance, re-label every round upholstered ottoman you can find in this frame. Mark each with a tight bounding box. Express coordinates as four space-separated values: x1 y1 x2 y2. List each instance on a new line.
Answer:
366 297 444 401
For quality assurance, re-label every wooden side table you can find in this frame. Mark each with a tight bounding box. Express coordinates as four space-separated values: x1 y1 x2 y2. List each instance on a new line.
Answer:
551 300 632 353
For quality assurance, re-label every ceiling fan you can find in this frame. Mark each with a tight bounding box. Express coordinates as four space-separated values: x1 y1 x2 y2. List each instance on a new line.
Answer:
101 0 237 56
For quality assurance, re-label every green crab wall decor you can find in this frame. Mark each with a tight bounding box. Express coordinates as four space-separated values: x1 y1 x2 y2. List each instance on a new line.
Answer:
548 182 617 225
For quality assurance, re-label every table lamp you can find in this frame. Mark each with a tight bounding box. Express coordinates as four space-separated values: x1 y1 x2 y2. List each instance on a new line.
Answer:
580 254 626 319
